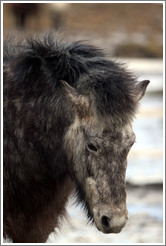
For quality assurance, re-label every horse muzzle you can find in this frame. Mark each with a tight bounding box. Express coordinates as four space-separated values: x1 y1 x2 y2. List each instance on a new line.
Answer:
95 210 128 234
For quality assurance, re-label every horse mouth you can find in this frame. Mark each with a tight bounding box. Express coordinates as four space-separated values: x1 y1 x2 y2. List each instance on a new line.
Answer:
94 213 127 234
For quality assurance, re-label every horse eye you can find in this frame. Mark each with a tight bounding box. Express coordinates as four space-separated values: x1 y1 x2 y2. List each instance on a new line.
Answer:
87 143 98 152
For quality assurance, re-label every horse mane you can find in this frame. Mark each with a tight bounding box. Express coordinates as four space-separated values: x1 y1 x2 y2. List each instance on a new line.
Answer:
4 32 138 125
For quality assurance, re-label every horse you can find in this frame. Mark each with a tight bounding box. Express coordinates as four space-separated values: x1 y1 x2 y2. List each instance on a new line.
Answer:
3 32 149 243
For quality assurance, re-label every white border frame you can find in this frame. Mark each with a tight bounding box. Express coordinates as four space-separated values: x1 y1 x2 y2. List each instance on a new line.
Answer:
1 1 165 245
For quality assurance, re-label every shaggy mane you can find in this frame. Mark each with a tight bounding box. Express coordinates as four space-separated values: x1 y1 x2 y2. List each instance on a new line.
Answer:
4 32 138 125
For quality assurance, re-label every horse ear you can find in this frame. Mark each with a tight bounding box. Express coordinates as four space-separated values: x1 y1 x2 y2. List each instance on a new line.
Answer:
61 80 79 105
135 80 150 101
60 80 91 118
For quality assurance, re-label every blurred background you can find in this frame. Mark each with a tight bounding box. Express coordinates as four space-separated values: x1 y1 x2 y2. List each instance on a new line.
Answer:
3 2 164 244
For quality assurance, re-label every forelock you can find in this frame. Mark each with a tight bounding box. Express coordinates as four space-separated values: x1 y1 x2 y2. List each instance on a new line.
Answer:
4 32 139 127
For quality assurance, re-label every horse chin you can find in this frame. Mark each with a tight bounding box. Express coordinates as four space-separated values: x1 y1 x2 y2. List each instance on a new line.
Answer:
95 222 124 234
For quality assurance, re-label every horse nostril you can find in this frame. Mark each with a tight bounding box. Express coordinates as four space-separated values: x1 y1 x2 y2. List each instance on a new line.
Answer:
101 215 111 229
99 213 127 233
